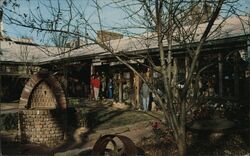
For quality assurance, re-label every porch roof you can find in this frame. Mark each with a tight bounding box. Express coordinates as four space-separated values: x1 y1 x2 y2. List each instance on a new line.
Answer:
0 16 249 65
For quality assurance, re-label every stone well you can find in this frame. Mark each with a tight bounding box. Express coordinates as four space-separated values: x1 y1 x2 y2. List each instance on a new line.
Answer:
18 71 67 147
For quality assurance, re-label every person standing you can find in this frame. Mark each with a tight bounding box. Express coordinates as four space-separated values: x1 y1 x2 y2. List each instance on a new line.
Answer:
101 73 106 98
140 82 150 111
90 74 95 100
91 75 101 100
108 78 113 99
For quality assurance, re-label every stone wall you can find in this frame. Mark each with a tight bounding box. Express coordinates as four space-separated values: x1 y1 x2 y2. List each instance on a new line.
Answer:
19 109 65 147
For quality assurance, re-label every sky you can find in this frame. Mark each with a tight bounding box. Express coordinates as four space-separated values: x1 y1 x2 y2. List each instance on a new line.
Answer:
2 0 128 44
1 0 250 45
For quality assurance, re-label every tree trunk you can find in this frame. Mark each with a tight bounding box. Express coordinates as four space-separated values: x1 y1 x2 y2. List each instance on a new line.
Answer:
177 129 186 156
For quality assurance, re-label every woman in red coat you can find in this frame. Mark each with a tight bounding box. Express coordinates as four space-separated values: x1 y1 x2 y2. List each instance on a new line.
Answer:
91 75 101 100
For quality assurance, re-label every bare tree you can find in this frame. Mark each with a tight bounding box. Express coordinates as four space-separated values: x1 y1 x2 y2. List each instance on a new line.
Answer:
2 0 249 155
111 0 246 155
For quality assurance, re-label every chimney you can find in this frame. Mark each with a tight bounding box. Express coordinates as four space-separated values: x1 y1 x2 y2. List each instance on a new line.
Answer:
97 30 123 42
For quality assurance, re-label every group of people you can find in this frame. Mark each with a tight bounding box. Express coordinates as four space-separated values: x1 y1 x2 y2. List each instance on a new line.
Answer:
90 72 152 111
90 73 113 100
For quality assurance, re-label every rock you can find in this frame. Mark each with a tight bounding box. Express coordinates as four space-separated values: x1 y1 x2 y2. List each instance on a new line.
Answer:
112 102 129 109
73 127 89 143
209 132 224 143
224 150 232 155
151 102 157 111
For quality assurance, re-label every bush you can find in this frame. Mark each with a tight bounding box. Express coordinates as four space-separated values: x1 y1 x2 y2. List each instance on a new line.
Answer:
0 113 18 130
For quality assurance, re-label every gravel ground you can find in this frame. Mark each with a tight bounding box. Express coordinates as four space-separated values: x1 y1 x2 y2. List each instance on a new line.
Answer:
1 123 249 156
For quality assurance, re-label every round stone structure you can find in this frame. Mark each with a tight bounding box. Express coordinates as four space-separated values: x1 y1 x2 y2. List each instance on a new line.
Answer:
19 71 67 147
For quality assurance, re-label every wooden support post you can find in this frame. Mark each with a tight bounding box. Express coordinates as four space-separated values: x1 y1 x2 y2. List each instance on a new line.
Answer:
246 36 250 119
0 75 2 103
90 64 95 76
248 37 250 64
185 57 189 79
218 53 223 97
118 73 123 103
134 74 140 109
234 53 240 99
88 64 94 99
173 58 178 83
